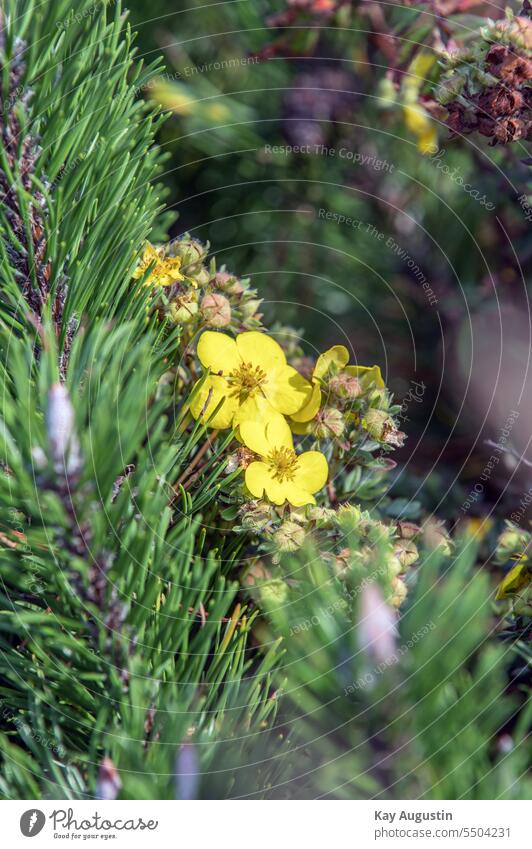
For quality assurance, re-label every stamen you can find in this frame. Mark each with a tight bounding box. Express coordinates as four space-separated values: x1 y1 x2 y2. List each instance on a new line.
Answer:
268 447 298 483
228 361 267 401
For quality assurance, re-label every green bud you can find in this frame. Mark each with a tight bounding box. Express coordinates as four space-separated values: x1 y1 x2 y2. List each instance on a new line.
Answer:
496 524 529 563
168 294 198 324
313 407 345 439
393 539 419 570
273 521 306 554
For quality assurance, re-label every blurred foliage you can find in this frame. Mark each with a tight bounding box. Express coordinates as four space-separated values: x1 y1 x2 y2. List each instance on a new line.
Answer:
126 0 532 516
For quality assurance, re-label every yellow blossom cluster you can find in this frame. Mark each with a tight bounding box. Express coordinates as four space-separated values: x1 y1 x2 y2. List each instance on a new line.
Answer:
133 243 186 288
188 330 384 508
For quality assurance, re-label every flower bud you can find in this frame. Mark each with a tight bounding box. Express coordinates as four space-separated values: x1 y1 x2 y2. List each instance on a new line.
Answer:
336 503 363 531
396 521 421 540
386 554 404 580
313 407 345 439
333 547 351 578
363 409 405 447
496 524 528 562
244 562 288 604
200 293 232 327
169 294 198 324
421 518 452 555
238 501 271 532
305 505 336 525
215 271 244 296
273 521 306 554
173 237 206 270
225 447 256 474
193 266 211 287
390 576 408 608
259 578 288 606
377 76 398 108
329 372 362 400
240 298 263 319
393 539 419 570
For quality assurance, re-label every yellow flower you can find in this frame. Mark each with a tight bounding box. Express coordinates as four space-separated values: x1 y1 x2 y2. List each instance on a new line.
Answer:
291 344 384 428
496 558 531 600
240 416 328 507
403 103 438 155
401 51 438 155
189 331 311 429
133 242 186 287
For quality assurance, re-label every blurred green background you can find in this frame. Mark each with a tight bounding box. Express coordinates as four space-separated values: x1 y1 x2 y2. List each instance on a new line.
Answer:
126 0 532 522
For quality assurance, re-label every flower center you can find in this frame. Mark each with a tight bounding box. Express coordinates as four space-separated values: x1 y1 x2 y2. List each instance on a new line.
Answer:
228 362 267 401
267 447 298 483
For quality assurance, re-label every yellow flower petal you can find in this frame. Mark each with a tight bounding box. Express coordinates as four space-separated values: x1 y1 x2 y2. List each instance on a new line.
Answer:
314 345 350 380
232 395 280 429
189 375 237 429
345 364 384 389
263 477 287 506
290 381 322 423
245 461 269 499
266 365 312 416
290 419 313 436
284 484 316 507
403 104 438 155
236 331 286 370
293 451 328 493
496 562 530 600
240 420 270 456
197 331 240 374
245 462 285 504
265 415 294 451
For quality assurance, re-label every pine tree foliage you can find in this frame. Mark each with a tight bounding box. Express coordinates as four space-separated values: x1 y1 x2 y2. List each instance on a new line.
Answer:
254 544 531 800
0 0 277 799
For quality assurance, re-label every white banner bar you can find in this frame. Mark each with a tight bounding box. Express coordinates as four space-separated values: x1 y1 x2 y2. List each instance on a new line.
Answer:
2 799 529 848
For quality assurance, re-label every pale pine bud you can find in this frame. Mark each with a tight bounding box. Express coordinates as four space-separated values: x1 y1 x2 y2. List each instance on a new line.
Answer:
358 583 397 665
200 293 232 327
96 757 122 801
175 744 199 800
46 384 81 477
